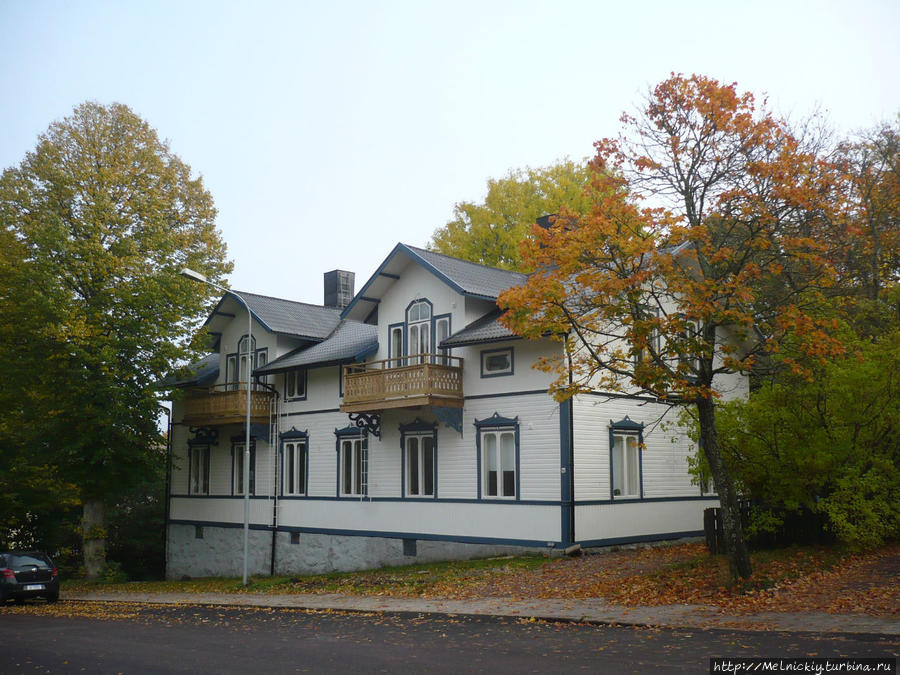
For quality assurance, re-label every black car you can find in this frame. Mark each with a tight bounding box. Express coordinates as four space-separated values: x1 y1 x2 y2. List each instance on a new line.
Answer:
0 551 60 604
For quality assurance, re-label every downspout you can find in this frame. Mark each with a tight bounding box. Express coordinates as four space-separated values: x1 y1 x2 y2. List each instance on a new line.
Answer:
260 380 278 578
161 405 173 580
565 351 576 546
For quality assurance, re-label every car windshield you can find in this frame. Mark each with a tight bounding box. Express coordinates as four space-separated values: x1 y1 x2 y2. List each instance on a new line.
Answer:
8 554 50 568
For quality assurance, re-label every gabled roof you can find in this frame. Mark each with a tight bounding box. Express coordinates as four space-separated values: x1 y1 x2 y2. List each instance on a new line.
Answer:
158 353 219 388
342 243 527 322
440 309 520 347
256 320 378 373
402 245 528 300
206 290 343 343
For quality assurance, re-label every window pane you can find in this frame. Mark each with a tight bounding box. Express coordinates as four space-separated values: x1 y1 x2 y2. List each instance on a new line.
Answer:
227 356 237 388
235 444 244 494
612 437 624 496
201 448 209 493
391 328 402 364
190 450 198 493
408 437 419 495
342 440 352 494
287 372 295 397
296 371 305 397
249 447 256 495
423 437 434 496
485 352 510 372
484 433 497 496
500 433 515 497
626 437 639 497
287 443 295 494
354 440 363 494
409 325 419 355
297 443 306 494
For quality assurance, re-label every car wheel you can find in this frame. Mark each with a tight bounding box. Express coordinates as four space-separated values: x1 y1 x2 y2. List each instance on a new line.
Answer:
46 593 59 603
13 597 25 605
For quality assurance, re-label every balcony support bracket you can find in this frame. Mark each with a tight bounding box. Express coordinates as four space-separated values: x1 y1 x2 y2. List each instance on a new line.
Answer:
348 412 381 438
188 426 219 446
433 406 463 435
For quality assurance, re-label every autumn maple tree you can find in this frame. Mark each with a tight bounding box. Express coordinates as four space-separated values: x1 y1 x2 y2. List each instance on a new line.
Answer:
500 74 848 580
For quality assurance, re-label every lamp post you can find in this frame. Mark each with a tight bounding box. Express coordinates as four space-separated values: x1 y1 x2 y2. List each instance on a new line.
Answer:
181 267 252 585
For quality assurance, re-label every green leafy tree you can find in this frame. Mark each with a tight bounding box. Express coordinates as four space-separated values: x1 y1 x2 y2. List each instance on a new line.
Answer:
835 117 900 304
501 75 848 580
715 328 900 548
0 102 231 577
429 159 595 270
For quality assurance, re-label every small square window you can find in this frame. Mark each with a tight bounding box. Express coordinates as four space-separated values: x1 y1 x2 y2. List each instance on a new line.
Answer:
480 348 513 377
402 539 417 557
290 532 301 545
195 525 204 539
285 369 307 400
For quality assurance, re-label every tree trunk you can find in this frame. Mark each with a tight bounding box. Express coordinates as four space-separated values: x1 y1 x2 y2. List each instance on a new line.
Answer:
696 397 753 580
82 498 106 579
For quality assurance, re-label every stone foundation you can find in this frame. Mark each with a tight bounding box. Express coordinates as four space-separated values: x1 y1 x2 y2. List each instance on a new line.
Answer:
166 524 543 579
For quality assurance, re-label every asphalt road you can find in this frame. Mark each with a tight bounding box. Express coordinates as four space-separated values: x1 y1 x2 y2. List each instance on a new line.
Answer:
1 601 896 674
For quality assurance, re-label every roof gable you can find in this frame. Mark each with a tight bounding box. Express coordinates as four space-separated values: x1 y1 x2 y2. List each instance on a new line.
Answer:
342 243 527 322
205 290 342 346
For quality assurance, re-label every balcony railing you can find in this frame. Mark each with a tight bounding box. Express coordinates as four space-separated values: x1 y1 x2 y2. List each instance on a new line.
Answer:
182 383 275 426
341 354 464 413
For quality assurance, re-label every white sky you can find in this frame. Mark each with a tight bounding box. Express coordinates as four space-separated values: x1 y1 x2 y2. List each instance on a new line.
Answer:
2 0 898 303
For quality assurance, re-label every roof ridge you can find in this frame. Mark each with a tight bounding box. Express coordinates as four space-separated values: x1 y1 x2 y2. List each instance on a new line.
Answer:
230 289 342 312
402 244 528 278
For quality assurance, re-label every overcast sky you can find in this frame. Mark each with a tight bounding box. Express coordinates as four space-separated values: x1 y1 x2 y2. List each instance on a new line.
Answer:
2 0 898 304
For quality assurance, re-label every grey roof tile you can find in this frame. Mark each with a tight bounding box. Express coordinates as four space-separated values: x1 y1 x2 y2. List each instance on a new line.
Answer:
240 291 343 339
208 291 342 340
158 353 219 388
257 320 378 372
441 309 519 347
402 245 528 300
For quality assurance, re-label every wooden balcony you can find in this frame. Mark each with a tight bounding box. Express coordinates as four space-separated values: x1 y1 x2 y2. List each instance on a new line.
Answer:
341 354 464 413
182 384 275 426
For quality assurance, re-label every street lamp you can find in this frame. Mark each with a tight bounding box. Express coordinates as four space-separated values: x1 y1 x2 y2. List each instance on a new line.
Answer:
181 267 253 585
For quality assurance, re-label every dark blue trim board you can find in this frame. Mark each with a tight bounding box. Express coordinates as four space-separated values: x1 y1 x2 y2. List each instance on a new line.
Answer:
559 400 574 546
465 389 547 401
169 520 558 548
169 493 718 505
169 520 706 550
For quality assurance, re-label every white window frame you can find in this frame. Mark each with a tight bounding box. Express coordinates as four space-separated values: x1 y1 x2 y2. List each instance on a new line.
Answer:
434 315 451 365
233 442 256 495
283 440 306 495
285 369 306 400
480 428 517 499
611 432 640 499
340 438 366 497
407 301 431 363
480 347 513 377
405 434 435 497
189 445 210 495
390 325 403 366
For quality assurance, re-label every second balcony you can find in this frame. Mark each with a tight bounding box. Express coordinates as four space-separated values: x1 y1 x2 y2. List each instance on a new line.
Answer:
340 354 464 413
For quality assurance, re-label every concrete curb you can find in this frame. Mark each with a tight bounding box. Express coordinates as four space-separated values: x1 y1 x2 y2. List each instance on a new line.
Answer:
63 592 900 636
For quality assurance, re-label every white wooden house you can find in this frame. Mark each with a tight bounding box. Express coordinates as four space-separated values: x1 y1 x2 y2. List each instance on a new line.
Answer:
165 244 742 578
